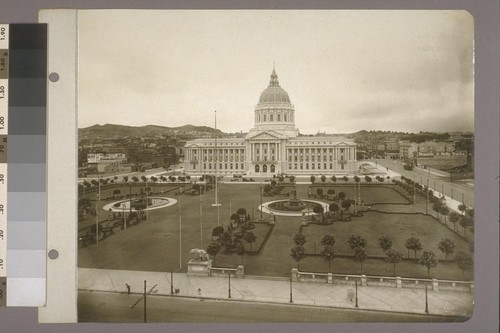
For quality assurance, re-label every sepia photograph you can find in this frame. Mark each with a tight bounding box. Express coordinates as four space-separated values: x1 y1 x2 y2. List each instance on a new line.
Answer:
75 10 474 323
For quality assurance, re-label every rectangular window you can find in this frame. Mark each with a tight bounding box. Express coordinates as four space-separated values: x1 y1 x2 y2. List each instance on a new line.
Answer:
318 164 321 169
225 164 227 169
341 164 344 170
270 115 273 121
204 163 206 169
278 115 281 121
330 163 333 169
306 163 309 170
208 163 212 169
324 163 327 169
235 164 238 169
220 163 223 169
312 164 315 169
230 163 233 169
241 163 244 169
294 163 297 169
300 163 303 169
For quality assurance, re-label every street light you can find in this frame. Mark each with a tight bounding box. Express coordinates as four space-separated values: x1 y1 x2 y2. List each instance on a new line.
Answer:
425 284 429 313
228 271 231 299
355 280 359 308
289 274 293 303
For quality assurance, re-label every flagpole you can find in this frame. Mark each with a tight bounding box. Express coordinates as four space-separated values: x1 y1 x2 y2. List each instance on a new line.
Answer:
211 110 222 227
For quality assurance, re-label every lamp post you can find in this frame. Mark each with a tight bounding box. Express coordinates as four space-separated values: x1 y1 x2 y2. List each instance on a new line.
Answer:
289 274 293 303
96 170 101 246
425 284 429 313
228 271 231 299
355 280 359 308
178 194 182 270
170 271 174 295
143 280 147 323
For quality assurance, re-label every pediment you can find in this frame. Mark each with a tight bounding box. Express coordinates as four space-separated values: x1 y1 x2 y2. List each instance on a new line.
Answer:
246 130 285 141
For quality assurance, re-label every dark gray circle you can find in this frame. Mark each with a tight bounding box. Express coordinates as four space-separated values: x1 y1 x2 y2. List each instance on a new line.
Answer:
48 72 59 82
48 249 59 259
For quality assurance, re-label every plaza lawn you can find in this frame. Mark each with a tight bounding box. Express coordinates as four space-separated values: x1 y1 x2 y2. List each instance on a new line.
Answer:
78 183 473 281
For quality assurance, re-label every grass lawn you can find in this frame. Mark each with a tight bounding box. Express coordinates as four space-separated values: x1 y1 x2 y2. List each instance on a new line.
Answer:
78 183 473 281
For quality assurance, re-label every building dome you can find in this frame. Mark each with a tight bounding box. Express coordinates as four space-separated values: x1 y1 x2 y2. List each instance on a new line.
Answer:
249 67 298 138
258 69 291 104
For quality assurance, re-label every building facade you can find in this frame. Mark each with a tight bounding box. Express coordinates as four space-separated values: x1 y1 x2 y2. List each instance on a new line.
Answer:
184 68 357 176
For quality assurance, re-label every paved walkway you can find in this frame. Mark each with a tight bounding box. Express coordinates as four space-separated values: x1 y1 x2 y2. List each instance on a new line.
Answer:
79 268 473 318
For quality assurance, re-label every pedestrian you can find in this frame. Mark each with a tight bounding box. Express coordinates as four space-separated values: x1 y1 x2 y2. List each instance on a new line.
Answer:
197 288 202 296
126 283 130 295
273 214 276 222
347 289 355 302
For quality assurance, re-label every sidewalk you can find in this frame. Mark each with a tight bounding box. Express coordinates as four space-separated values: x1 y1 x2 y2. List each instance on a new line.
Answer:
78 268 473 318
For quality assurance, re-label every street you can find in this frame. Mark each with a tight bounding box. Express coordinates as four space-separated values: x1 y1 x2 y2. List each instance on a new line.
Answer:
78 290 461 323
373 159 474 207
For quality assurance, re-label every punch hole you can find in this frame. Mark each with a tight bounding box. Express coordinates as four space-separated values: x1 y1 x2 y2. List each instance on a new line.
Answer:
48 249 59 260
49 72 59 82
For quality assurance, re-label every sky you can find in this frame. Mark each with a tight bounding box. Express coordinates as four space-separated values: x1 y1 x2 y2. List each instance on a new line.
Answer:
78 10 474 134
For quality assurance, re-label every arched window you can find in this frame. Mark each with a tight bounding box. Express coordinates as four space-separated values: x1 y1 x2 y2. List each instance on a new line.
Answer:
270 165 275 173
255 165 260 173
263 164 268 172
284 114 287 122
270 114 273 121
264 115 267 122
277 114 280 121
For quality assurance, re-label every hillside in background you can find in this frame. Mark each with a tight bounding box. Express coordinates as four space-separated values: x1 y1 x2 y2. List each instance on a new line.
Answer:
79 123 230 139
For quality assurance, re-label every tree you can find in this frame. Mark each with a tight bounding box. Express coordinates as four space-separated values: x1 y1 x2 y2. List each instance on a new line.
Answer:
293 233 307 246
440 205 450 223
313 204 325 222
331 175 337 183
220 231 232 247
454 251 473 279
342 176 348 182
341 200 351 212
438 238 455 260
353 246 368 274
271 180 277 187
236 208 247 217
337 191 346 201
112 189 121 199
243 231 257 252
141 175 148 182
289 175 295 183
320 175 326 183
459 215 473 236
419 251 438 277
457 203 467 215
291 245 305 270
321 234 336 247
449 211 461 231
321 245 335 273
326 189 335 197
364 176 372 183
405 237 422 258
212 226 225 239
150 176 158 183
310 175 316 183
328 202 340 215
385 248 402 276
132 176 139 183
206 243 221 266
353 175 360 183
316 188 324 198
378 236 393 252
432 202 442 220
348 234 367 250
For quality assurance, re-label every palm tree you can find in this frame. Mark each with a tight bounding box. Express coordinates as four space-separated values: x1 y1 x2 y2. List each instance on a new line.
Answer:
385 248 402 276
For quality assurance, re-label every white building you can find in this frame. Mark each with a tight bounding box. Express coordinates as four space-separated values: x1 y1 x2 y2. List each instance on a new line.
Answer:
184 68 357 176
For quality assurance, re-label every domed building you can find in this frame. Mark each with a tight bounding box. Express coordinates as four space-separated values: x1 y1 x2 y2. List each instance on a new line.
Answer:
184 68 357 176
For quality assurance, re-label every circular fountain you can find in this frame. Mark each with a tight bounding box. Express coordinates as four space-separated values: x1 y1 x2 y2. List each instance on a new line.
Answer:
102 197 177 212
